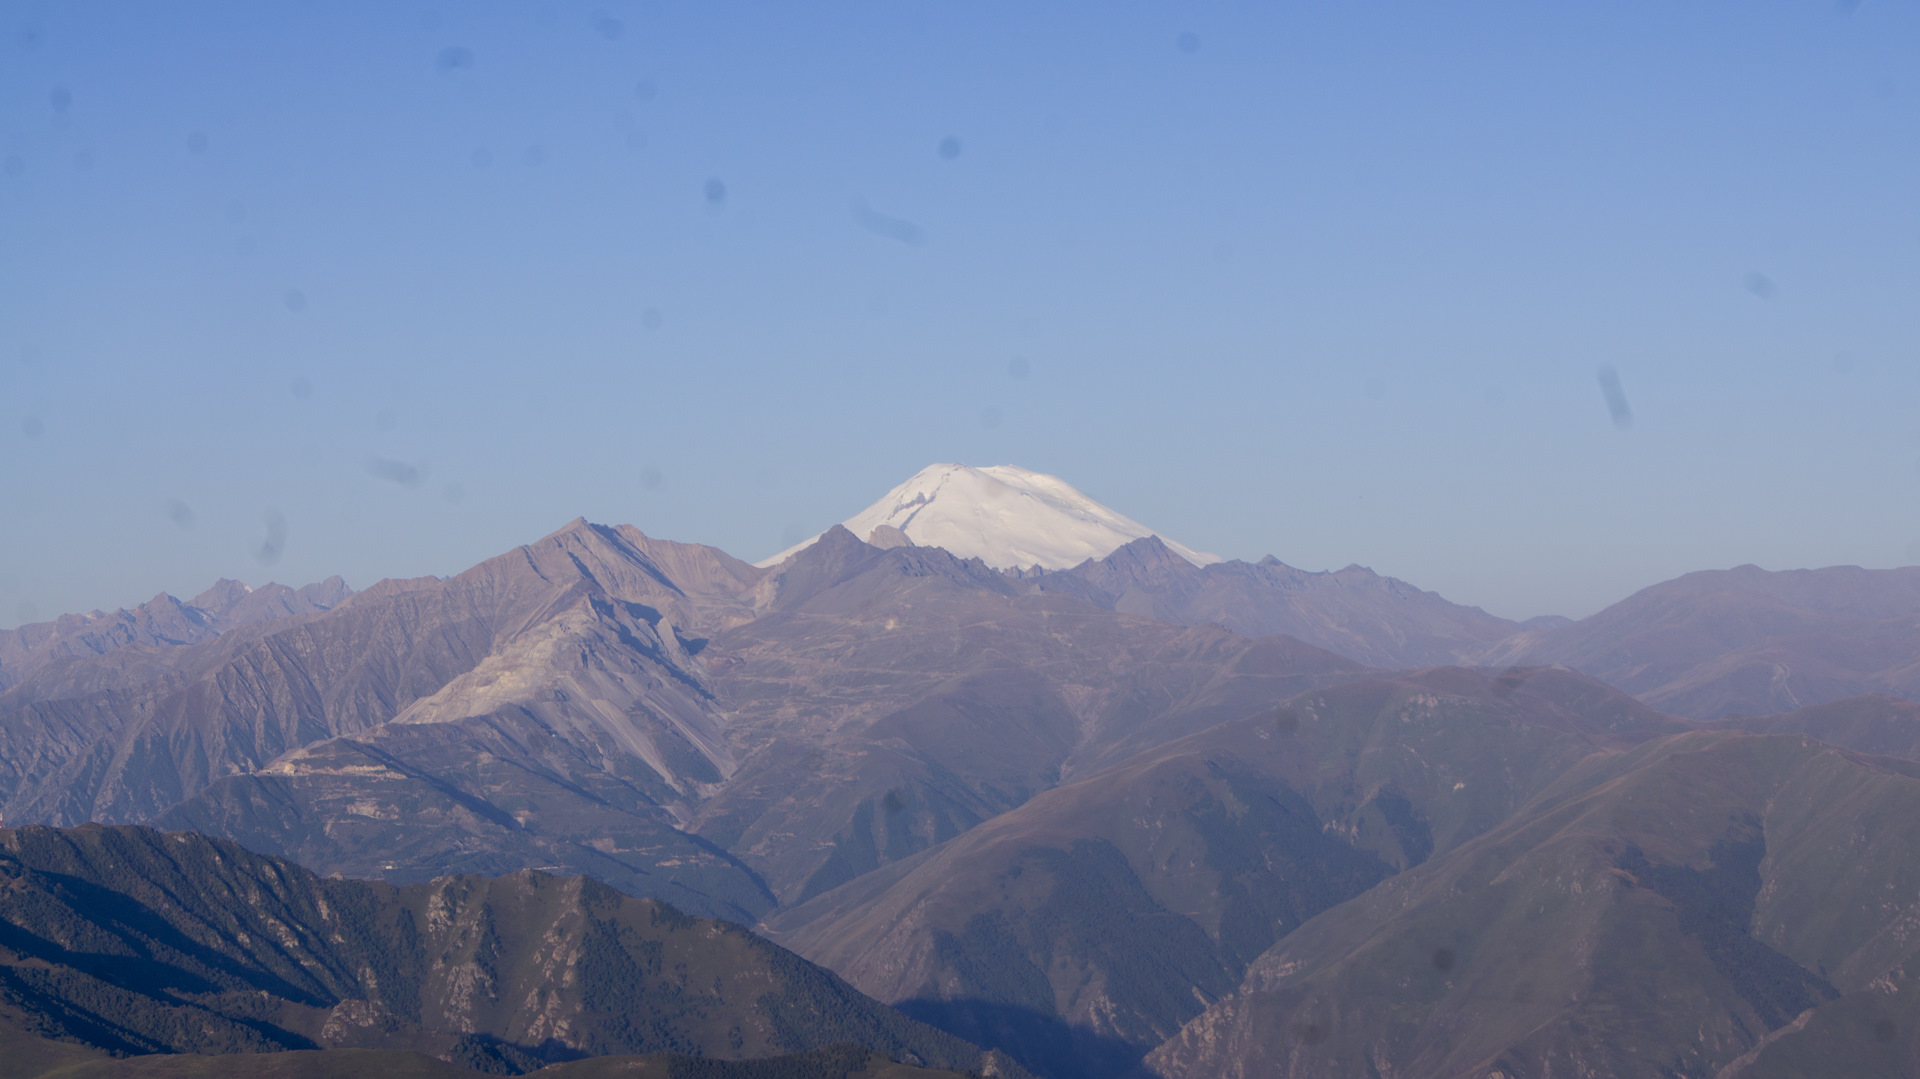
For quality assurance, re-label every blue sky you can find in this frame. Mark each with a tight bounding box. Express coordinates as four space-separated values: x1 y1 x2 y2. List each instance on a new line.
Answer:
2 1 1917 626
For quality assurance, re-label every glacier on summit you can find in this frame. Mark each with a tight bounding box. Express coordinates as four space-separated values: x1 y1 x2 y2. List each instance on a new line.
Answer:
758 463 1220 571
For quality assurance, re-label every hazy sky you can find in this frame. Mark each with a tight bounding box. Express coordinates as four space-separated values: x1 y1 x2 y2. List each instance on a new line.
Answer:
3 1 1917 627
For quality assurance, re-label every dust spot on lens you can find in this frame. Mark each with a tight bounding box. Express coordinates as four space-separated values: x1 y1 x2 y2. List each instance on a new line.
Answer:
1511 981 1535 1004
284 289 307 313
444 482 465 504
49 87 70 113
15 601 38 624
642 308 663 329
255 511 287 566
851 198 926 246
938 136 962 160
522 145 546 167
374 409 397 432
367 457 424 488
1008 357 1031 379
21 416 43 438
291 376 313 400
4 155 24 177
640 466 664 491
635 79 658 102
164 499 195 529
1177 31 1201 53
704 178 728 208
980 407 1003 429
436 46 474 72
590 11 624 39
1274 707 1300 734
1431 947 1456 972
1743 271 1777 300
1874 1018 1896 1042
1596 365 1633 430
186 131 208 154
471 147 493 168
1295 1023 1327 1045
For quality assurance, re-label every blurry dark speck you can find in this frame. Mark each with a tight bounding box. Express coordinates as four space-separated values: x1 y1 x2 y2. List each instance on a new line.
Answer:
1837 0 1866 14
223 200 246 224
471 147 493 169
640 466 664 491
15 602 38 624
1007 357 1031 379
938 136 962 160
435 46 474 72
635 79 658 102
704 178 728 209
1596 364 1633 430
368 457 424 488
72 150 92 170
444 482 465 504
522 145 546 167
1274 707 1299 734
590 11 624 39
3 155 23 177
186 131 208 154
980 407 1003 430
1431 947 1456 972
49 87 70 113
1833 352 1856 374
374 408 397 432
1177 31 1201 53
642 308 663 329
21 416 44 439
291 375 313 400
1295 1023 1327 1046
164 499 195 529
1743 271 1777 300
283 289 307 313
851 198 926 246
255 511 287 566
1874 1018 1896 1041
625 131 647 151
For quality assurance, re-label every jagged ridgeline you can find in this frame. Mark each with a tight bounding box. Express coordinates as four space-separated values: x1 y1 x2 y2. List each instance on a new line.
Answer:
0 825 1020 1078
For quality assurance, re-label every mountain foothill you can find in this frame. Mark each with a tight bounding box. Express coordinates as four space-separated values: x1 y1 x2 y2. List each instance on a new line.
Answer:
4 464 1920 1078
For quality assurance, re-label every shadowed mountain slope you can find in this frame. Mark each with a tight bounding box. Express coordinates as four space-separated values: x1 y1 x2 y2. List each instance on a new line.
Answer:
764 667 1685 1079
1147 729 1920 1079
0 825 1017 1077
1484 564 1920 719
27 1043 974 1078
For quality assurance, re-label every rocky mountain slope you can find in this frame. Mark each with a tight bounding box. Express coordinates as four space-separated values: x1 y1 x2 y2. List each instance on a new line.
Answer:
0 578 351 693
1146 728 1920 1078
1483 564 1920 719
1031 535 1528 669
763 667 1685 1078
0 824 1014 1076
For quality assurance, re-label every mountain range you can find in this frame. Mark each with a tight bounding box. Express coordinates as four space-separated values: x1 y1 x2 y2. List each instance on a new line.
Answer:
4 463 1920 1077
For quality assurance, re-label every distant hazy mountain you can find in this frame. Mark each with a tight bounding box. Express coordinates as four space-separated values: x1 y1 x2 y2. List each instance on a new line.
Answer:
765 667 1684 1079
1148 728 1920 1079
757 464 1219 570
1483 564 1920 718
1029 535 1526 669
0 576 350 692
0 824 1012 1076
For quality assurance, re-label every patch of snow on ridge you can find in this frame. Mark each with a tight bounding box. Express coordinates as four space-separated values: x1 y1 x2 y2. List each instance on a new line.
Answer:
756 463 1220 570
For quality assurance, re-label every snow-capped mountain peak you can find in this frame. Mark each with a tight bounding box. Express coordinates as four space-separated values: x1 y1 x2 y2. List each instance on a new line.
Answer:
757 463 1220 570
